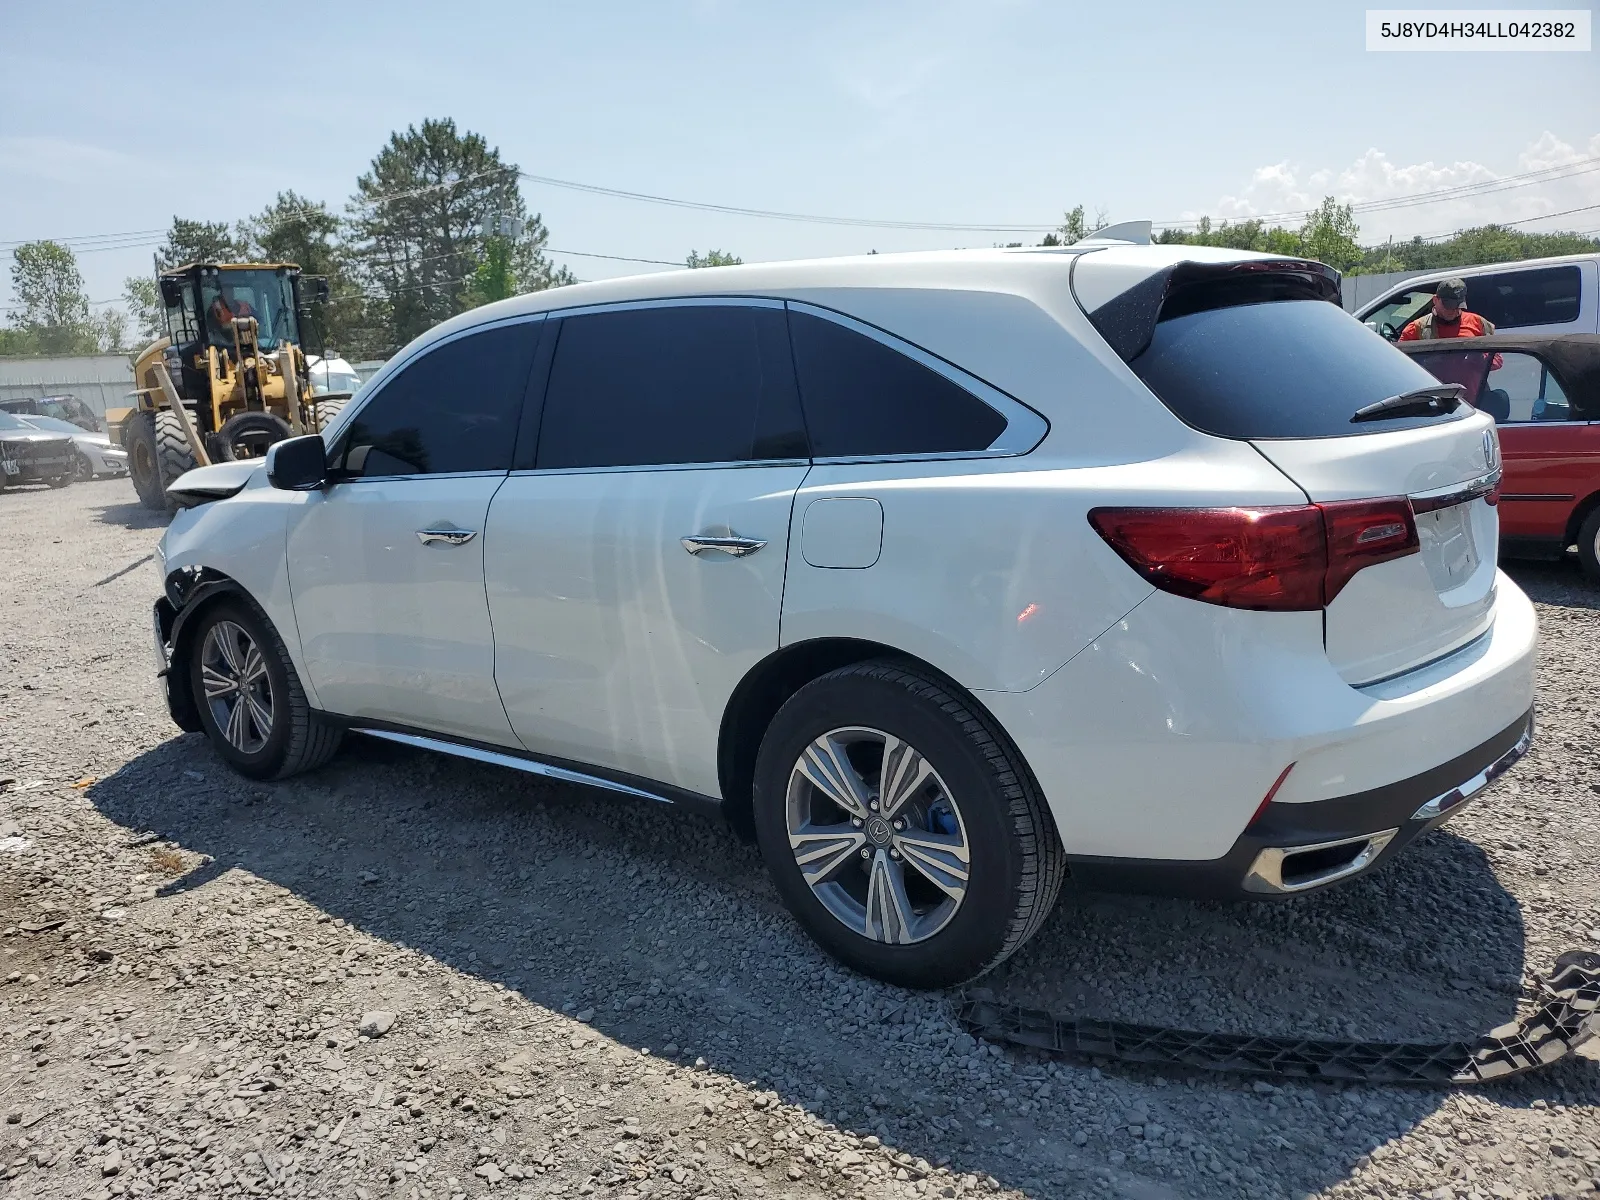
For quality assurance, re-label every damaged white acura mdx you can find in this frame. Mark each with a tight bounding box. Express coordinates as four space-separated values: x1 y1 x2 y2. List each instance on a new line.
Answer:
151 226 1535 988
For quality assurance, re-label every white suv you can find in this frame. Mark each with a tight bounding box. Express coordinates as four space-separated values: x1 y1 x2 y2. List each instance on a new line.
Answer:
153 236 1536 989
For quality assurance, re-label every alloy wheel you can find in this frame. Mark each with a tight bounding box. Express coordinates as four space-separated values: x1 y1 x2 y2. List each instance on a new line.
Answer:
200 620 273 754
785 726 970 945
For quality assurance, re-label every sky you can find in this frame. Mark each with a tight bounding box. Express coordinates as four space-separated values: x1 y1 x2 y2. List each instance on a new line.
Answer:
2 0 1598 323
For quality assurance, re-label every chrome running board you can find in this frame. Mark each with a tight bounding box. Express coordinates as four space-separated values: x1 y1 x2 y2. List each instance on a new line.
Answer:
352 727 674 805
1410 717 1533 822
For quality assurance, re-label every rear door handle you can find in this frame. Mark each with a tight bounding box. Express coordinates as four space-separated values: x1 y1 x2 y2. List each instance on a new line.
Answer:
417 528 478 546
681 534 767 557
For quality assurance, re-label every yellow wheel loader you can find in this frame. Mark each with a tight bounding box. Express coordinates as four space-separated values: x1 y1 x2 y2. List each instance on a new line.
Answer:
120 262 350 510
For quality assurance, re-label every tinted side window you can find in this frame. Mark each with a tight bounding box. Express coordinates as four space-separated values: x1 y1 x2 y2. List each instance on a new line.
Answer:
1464 266 1582 329
787 310 1007 457
535 305 806 470
337 322 539 477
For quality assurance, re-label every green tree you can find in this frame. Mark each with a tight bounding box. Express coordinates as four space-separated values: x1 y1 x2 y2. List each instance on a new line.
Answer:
1354 224 1600 274
0 328 40 355
685 249 742 268
464 233 517 308
156 218 243 269
123 275 164 345
96 308 128 354
1298 197 1362 273
347 118 572 352
1048 205 1107 246
238 191 364 353
7 240 97 354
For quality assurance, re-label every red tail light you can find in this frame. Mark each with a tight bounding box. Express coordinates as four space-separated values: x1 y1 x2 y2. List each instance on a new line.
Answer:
1088 499 1420 612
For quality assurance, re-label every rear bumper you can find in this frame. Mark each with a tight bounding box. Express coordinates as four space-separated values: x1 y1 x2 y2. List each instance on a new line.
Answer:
1062 709 1531 898
978 569 1538 888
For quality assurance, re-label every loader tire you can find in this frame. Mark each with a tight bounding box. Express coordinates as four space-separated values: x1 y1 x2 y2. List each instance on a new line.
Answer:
126 410 198 511
214 412 293 462
312 395 348 433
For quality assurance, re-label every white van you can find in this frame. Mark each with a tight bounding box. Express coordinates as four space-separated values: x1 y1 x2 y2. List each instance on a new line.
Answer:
1356 254 1599 340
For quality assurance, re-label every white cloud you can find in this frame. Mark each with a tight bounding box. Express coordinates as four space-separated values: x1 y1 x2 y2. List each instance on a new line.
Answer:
1185 131 1600 240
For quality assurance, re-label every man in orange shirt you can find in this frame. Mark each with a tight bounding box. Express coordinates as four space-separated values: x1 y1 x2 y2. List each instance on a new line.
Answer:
208 285 256 339
1399 278 1496 341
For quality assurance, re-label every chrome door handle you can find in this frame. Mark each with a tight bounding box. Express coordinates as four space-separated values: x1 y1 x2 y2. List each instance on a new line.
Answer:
681 534 767 557
416 528 478 546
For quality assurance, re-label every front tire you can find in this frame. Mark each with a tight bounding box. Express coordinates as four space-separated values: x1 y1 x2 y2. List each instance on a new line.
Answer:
186 598 344 780
125 410 198 510
752 661 1064 989
1578 506 1600 582
74 451 95 482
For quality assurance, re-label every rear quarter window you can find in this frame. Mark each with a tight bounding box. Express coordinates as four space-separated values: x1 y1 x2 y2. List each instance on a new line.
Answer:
1130 298 1468 439
1463 266 1582 330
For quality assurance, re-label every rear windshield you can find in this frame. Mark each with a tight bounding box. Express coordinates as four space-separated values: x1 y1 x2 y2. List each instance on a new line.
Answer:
1130 298 1466 439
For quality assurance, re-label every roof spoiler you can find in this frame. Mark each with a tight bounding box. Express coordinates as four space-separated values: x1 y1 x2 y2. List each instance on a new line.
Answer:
1079 258 1342 362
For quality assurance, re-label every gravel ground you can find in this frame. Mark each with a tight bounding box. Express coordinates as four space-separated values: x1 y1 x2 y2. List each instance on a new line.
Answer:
2 478 1598 1200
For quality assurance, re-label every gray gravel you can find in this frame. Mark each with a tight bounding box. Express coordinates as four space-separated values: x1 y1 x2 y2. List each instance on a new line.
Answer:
2 478 1598 1200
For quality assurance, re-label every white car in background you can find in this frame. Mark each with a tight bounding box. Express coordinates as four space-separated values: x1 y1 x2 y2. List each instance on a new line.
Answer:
149 233 1536 988
306 355 363 397
15 414 129 481
1357 253 1599 340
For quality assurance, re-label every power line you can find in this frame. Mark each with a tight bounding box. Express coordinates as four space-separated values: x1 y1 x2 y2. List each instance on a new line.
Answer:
517 171 1059 233
1151 157 1600 228
9 155 1599 258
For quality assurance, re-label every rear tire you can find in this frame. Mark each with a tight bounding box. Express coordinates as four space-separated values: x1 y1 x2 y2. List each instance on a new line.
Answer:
752 661 1064 989
1578 506 1600 581
312 395 348 433
186 597 344 780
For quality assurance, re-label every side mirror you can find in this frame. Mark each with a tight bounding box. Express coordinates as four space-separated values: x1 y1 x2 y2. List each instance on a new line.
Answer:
266 434 328 491
158 276 184 308
313 277 331 304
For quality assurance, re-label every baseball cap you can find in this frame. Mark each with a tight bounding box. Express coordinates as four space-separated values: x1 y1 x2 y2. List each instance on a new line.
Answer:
1436 278 1467 305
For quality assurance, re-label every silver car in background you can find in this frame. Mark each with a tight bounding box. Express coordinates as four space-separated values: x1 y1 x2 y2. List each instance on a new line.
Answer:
15 414 130 481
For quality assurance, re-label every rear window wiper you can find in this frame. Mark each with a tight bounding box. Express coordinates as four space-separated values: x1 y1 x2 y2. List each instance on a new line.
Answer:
1351 385 1464 423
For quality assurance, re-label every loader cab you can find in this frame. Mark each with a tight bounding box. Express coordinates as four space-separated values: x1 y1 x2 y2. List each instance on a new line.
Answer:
158 263 313 366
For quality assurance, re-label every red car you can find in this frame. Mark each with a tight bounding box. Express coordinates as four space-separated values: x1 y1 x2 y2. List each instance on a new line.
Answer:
1400 334 1600 579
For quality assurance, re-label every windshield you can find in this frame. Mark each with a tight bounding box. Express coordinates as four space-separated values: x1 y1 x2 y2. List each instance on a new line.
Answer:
1130 298 1466 439
17 415 79 434
0 411 31 431
312 364 362 394
201 269 300 352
